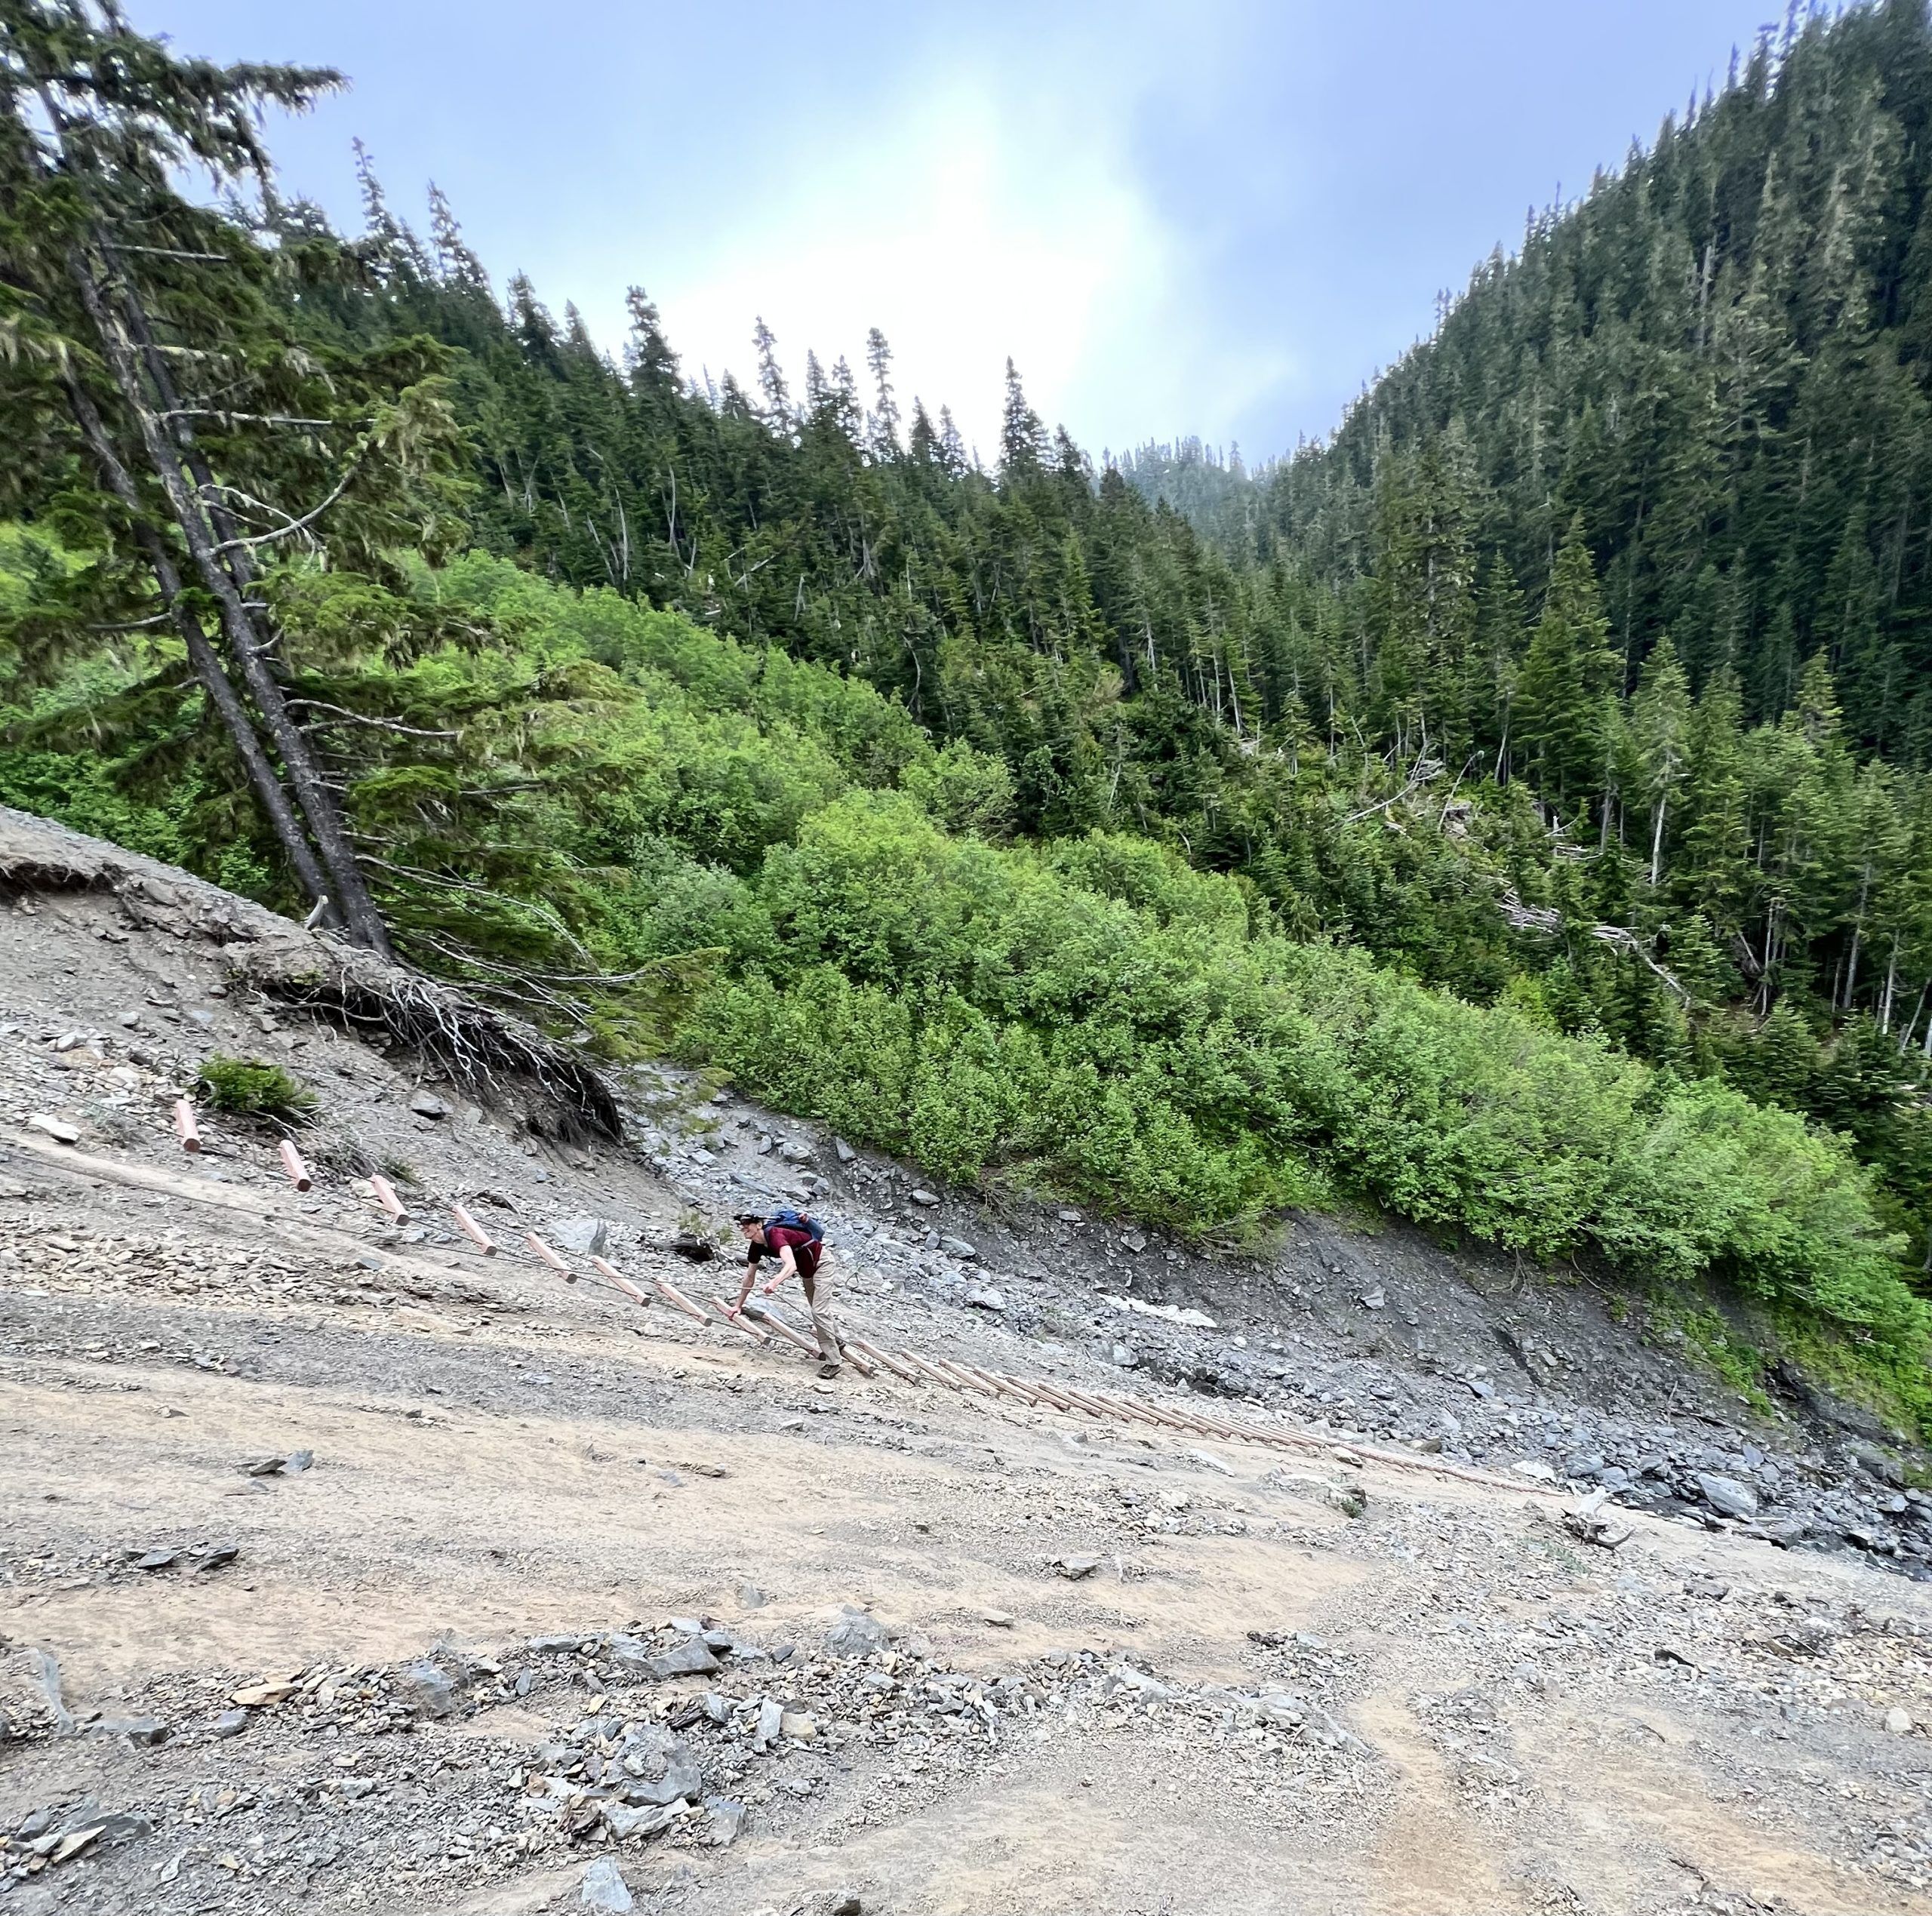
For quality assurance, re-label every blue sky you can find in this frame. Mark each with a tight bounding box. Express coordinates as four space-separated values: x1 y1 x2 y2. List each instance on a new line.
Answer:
132 1 1782 463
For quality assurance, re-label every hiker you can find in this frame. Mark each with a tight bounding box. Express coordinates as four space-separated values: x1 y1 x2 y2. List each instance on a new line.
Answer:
734 1209 842 1378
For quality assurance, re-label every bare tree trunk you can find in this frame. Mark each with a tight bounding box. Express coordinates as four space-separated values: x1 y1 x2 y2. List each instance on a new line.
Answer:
60 373 333 913
1649 792 1666 888
65 248 395 959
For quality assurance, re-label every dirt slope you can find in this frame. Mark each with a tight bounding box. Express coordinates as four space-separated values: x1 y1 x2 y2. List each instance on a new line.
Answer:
2 811 1930 1916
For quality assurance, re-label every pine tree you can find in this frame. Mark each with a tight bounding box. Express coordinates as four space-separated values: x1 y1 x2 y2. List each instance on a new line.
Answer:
1516 518 1619 813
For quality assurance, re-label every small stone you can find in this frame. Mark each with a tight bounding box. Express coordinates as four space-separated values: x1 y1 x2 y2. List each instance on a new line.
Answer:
940 1235 979 1260
1466 1378 1494 1400
1886 1706 1914 1736
26 1114 80 1144
753 1698 784 1748
982 1609 1014 1628
396 1657 459 1718
133 1548 180 1571
706 1795 748 1844
408 1091 449 1119
1053 1554 1102 1579
834 1138 857 1164
553 1216 614 1256
580 1856 635 1911
98 1715 169 1746
1358 1287 1386 1311
211 1709 248 1739
964 1286 1004 1311
777 1139 815 1164
281 1450 314 1475
909 1188 940 1207
1121 1231 1148 1253
1695 1472 1758 1521
738 1582 768 1608
1056 1210 1083 1224
778 1708 817 1740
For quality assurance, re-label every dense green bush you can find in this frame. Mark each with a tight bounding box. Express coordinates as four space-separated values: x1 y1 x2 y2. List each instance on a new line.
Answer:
673 792 1921 1376
195 1056 317 1125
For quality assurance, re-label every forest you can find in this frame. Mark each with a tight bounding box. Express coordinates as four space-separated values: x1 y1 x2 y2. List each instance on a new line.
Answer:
2 0 1930 1425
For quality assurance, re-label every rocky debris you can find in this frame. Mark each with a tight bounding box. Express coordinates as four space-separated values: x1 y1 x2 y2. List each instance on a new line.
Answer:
3 1801 152 1878
908 1188 940 1207
1053 1554 1103 1579
26 1113 80 1143
833 1137 857 1164
1886 1705 1915 1735
408 1090 450 1120
964 1286 1004 1312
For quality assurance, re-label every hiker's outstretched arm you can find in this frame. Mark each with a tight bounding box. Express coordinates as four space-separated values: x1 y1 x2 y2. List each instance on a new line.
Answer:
761 1246 799 1294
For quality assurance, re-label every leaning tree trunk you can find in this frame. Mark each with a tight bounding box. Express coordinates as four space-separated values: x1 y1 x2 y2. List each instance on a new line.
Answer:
64 249 395 959
59 373 334 912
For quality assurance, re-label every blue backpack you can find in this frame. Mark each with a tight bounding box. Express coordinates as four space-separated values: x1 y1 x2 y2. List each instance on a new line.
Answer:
765 1207 825 1245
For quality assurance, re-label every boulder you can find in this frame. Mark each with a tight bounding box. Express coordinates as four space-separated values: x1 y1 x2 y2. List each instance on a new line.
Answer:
1696 1472 1759 1521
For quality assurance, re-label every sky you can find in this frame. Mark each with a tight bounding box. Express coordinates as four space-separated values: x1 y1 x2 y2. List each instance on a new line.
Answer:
129 0 1786 466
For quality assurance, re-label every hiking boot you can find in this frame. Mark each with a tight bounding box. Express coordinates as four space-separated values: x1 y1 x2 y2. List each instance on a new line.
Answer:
817 1361 841 1380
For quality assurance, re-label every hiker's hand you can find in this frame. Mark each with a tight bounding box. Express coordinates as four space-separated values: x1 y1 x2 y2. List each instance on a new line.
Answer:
761 1277 783 1295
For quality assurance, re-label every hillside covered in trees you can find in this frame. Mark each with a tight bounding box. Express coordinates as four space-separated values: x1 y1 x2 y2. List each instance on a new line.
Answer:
3 1 1930 1423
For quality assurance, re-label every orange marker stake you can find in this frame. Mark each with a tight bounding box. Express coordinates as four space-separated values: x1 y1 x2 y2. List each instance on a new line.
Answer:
172 1099 201 1153
526 1232 572 1275
368 1174 408 1222
278 1139 312 1192
450 1204 497 1255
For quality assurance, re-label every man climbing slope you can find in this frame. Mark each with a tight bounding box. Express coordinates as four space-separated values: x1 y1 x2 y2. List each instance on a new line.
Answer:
734 1210 842 1379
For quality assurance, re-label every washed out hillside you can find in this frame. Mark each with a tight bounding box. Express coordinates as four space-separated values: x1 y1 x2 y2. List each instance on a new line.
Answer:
2 2 1932 1913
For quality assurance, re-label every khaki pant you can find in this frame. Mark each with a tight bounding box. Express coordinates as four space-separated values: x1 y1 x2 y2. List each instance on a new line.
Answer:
801 1260 841 1366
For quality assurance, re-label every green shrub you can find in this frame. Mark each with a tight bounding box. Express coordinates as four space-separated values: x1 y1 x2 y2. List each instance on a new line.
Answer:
195 1055 317 1125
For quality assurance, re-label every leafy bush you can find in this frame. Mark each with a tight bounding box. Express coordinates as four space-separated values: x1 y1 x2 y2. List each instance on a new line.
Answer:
195 1056 317 1126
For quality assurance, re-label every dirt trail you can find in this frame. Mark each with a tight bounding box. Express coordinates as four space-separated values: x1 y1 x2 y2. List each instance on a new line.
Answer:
3 817 1931 1914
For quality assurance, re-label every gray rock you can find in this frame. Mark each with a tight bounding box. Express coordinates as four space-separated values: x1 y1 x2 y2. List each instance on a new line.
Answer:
737 1582 768 1609
909 1189 940 1207
1849 1441 1906 1487
964 1287 1004 1312
211 1708 249 1739
616 1726 702 1804
552 1216 614 1256
94 1716 169 1747
408 1091 449 1119
1121 1231 1148 1253
777 1139 815 1165
940 1235 979 1260
648 1639 721 1679
824 1608 892 1658
1886 1706 1914 1736
705 1795 748 1844
1696 1472 1759 1521
753 1697 784 1749
580 1856 637 1908
833 1138 857 1164
1056 1209 1084 1224
1053 1553 1103 1579
601 1798 685 1842
396 1658 459 1719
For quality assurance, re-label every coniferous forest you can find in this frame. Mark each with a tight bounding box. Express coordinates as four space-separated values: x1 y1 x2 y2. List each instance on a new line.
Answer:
5 1 1932 1423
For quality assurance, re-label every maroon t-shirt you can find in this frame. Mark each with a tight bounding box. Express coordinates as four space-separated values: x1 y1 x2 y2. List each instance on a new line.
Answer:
749 1224 820 1280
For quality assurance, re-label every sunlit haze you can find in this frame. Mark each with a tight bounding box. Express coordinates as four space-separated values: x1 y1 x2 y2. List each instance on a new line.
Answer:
136 1 1779 460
